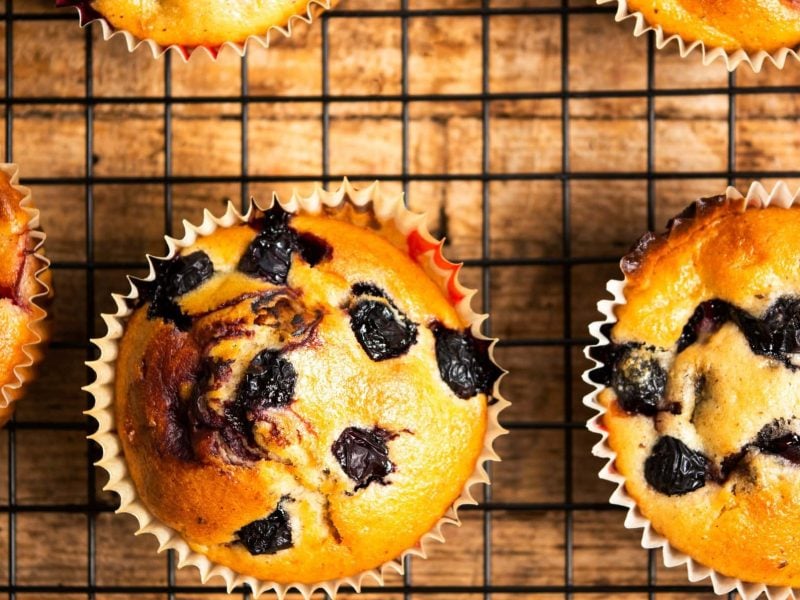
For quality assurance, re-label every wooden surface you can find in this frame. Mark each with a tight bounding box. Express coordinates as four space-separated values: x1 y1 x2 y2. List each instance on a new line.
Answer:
4 0 800 598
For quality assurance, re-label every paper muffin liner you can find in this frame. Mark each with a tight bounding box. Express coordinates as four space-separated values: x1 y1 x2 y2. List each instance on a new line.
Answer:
85 179 509 598
56 0 333 61
582 181 800 599
0 163 51 423
598 0 800 72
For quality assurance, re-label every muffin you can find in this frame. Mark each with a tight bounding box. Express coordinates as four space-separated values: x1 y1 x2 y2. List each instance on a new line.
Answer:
0 165 50 428
585 187 800 592
599 0 800 71
56 0 333 58
623 0 800 53
87 183 506 594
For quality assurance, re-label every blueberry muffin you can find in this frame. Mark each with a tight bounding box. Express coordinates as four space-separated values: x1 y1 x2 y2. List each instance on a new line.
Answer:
589 195 800 587
112 199 501 584
0 168 49 428
56 0 331 49
624 0 800 53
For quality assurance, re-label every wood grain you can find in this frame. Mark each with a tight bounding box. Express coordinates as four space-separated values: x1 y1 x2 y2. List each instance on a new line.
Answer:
3 0 798 598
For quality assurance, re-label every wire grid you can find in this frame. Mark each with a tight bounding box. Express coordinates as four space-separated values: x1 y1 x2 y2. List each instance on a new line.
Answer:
1 0 795 598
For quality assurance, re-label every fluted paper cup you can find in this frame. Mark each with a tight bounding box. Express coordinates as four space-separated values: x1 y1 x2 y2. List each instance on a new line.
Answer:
599 0 800 72
56 0 333 61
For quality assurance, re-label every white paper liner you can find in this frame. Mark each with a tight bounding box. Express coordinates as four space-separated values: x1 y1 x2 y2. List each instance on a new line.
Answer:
598 0 800 72
59 0 332 61
85 178 509 598
582 181 800 599
0 163 50 415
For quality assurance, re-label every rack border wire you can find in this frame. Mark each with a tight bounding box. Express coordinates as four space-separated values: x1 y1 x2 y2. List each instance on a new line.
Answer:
3 0 793 598
6 4 15 600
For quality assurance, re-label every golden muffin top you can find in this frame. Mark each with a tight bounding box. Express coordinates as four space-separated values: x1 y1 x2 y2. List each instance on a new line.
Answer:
626 0 800 52
591 196 800 587
0 171 44 397
57 0 326 48
115 201 499 584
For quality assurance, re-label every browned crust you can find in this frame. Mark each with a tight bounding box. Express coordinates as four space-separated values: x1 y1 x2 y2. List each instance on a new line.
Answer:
620 194 729 277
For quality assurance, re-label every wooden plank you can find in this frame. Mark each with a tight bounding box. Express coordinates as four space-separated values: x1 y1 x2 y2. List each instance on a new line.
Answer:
7 1 800 597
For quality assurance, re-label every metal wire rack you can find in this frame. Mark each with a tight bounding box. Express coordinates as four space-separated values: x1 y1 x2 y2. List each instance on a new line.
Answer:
2 0 799 598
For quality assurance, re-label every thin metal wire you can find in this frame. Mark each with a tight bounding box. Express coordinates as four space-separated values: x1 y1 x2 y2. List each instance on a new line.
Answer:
480 1 493 597
4 85 800 105
5 4 15 600
240 63 253 600
84 24 98 600
241 54 250 213
725 69 739 600
0 500 627 516
14 6 618 19
0 582 719 595
164 56 174 238
728 70 737 188
0 3 770 600
20 169 800 187
321 13 330 185
163 51 179 600
560 0 574 593
400 1 413 596
645 34 657 600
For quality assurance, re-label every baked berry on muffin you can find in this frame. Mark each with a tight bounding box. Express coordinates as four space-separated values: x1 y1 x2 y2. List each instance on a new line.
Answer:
111 198 502 584
56 0 331 49
0 167 49 428
588 194 800 587
624 0 800 53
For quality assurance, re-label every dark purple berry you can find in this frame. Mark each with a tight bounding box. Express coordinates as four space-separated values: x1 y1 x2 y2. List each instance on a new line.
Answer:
146 296 191 331
432 322 502 399
236 350 297 416
677 299 731 352
236 505 293 555
239 228 296 285
759 433 800 464
332 427 395 490
142 251 215 300
351 282 388 299
611 346 667 416
719 421 800 481
260 202 292 230
719 448 747 481
644 436 708 496
349 299 418 362
240 205 331 282
296 232 332 266
665 195 726 231
621 231 660 275
163 251 214 298
732 296 800 367
754 421 800 465
133 251 214 331
669 198 699 224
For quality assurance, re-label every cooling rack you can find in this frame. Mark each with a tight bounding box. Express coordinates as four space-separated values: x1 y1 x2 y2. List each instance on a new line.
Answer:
3 0 800 598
